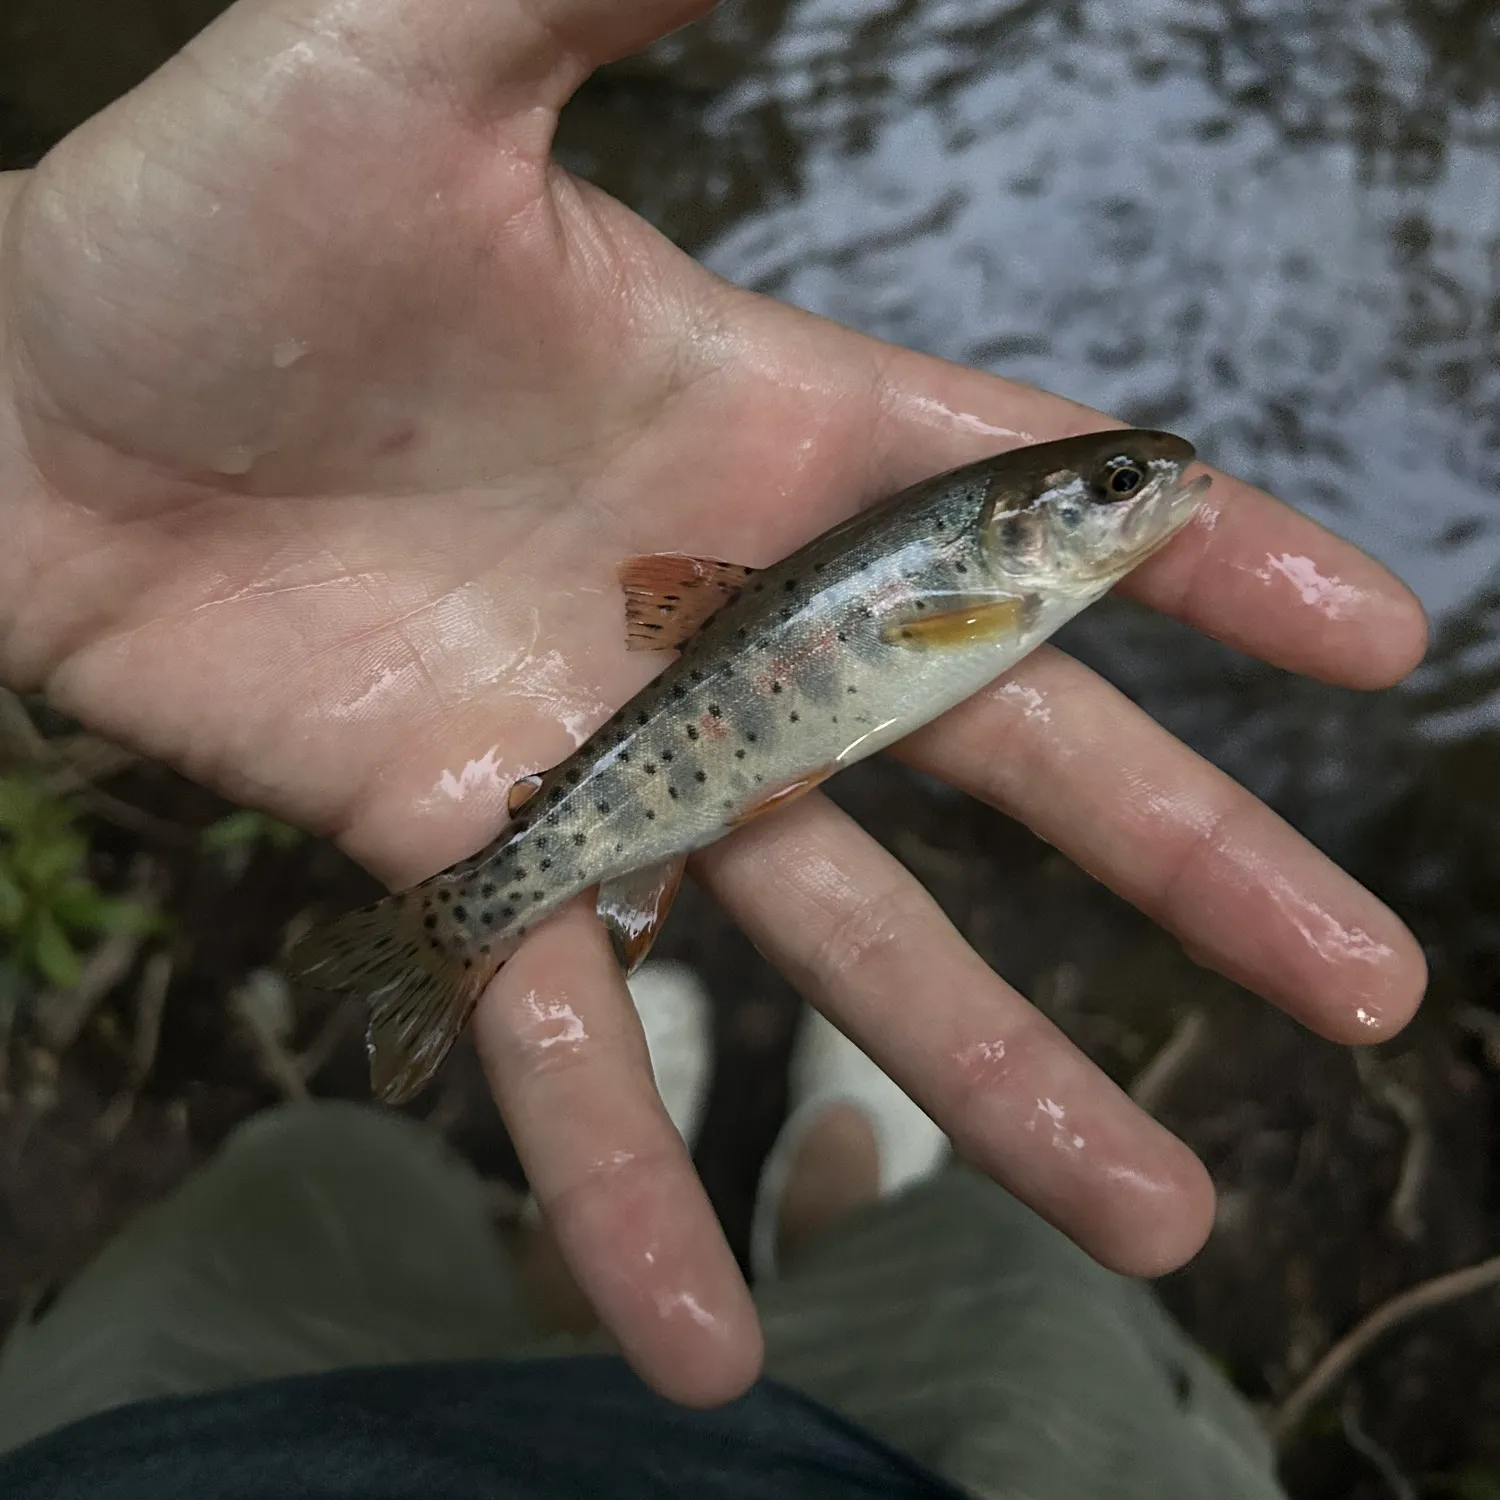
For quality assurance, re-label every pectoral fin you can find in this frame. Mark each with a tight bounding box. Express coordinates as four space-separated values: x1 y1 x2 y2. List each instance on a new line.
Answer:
597 855 688 974
619 553 756 651
880 595 1028 650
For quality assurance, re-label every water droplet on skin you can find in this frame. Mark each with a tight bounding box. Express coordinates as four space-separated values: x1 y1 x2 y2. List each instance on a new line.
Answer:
212 445 257 476
272 338 310 369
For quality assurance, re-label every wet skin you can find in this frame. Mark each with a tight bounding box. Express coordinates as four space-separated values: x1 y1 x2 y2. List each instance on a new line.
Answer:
0 0 1428 1409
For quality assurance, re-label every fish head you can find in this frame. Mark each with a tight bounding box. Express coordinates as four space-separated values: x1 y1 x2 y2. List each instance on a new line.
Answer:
978 429 1210 593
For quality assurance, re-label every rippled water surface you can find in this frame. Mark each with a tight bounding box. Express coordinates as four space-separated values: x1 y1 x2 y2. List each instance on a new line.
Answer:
558 0 1500 981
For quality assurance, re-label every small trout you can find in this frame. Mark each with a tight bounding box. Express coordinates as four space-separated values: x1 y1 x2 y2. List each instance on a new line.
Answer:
291 430 1210 1101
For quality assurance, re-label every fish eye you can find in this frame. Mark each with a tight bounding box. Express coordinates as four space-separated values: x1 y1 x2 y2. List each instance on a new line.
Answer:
1099 460 1146 499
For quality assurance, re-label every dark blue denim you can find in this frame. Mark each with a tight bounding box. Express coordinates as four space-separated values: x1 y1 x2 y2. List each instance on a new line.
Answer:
0 1354 970 1499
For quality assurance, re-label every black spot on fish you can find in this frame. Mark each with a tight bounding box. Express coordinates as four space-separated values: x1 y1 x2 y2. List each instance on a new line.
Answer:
482 911 496 926
847 685 858 694
708 704 721 717
502 906 515 918
646 808 657 819
668 786 679 799
735 749 746 759
513 868 527 881
438 890 451 903
637 712 649 726
644 762 657 774
955 561 968 574
686 725 699 741
614 842 624 853
790 712 800 723
784 578 797 592
619 751 631 764
540 858 552 870
690 669 704 682
533 891 545 901
771 681 782 694
661 750 674 763
737 627 748 639
813 561 825 573
746 731 758 743
453 905 467 922
672 684 686 699
597 801 610 815
566 769 582 784
424 914 438 930
462 958 473 969
915 601 927 611
573 833 586 846
549 787 563 803
694 770 707 783
481 884 495 898
837 630 848 642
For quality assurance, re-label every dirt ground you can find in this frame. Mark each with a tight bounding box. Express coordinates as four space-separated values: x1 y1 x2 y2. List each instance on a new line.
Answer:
3 6 1500 1499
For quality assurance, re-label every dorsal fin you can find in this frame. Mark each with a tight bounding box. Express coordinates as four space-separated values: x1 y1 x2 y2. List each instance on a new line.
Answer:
618 553 755 651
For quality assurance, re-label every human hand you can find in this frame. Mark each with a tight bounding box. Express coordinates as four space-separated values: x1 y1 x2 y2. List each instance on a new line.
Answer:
0 0 1426 1407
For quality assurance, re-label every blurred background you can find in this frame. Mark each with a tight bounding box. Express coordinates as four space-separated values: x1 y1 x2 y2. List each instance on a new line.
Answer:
1 1 1497 1495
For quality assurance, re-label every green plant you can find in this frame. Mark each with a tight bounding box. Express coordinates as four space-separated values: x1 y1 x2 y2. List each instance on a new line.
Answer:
0 774 160 990
200 809 304 857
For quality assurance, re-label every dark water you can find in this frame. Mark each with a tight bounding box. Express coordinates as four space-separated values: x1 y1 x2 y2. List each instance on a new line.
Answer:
559 0 1500 996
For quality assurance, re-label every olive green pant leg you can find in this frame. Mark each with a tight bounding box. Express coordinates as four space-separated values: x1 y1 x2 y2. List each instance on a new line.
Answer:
0 1100 553 1454
758 1164 1285 1500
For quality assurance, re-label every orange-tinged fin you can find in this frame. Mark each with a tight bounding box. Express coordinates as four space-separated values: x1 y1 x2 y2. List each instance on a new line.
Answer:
729 767 835 829
288 892 513 1104
619 553 756 651
507 774 542 814
880 595 1027 650
597 855 687 975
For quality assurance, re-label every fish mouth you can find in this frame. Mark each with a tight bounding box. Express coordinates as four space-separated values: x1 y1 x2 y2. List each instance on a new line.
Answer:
1070 470 1213 582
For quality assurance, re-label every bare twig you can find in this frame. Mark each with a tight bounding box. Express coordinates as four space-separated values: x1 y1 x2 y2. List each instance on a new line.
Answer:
1355 1050 1432 1244
72 785 194 846
39 734 140 791
295 996 361 1082
1453 1004 1500 1070
97 951 174 1143
232 971 309 1102
1340 1389 1416 1500
33 856 163 1054
0 689 48 766
1128 1007 1209 1114
1271 1254 1500 1444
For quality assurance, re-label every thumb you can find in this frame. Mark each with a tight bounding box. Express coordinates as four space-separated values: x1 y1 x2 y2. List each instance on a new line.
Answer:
533 0 722 76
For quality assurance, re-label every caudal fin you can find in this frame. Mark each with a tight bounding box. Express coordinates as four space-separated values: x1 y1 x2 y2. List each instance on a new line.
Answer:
287 893 509 1104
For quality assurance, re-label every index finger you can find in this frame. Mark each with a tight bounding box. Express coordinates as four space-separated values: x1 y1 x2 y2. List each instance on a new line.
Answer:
862 345 1429 690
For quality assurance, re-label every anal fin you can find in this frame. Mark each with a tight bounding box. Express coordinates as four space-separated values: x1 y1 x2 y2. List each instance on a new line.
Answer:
597 856 687 974
729 767 836 828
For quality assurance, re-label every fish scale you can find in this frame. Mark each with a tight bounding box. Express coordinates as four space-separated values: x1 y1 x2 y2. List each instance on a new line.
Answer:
291 430 1207 1103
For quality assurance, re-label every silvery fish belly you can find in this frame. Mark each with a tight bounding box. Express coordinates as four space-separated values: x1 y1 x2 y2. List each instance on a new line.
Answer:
291 429 1211 1102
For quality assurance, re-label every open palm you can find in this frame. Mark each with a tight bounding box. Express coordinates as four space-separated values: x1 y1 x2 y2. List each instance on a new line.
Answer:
0 0 1427 1405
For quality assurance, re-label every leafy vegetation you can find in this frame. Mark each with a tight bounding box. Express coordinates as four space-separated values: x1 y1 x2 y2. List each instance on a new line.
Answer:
0 773 160 992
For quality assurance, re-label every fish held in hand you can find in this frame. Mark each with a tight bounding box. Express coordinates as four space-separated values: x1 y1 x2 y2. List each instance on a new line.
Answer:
290 429 1210 1102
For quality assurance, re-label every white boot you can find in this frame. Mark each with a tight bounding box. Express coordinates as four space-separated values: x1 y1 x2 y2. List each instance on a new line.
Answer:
748 1005 950 1285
